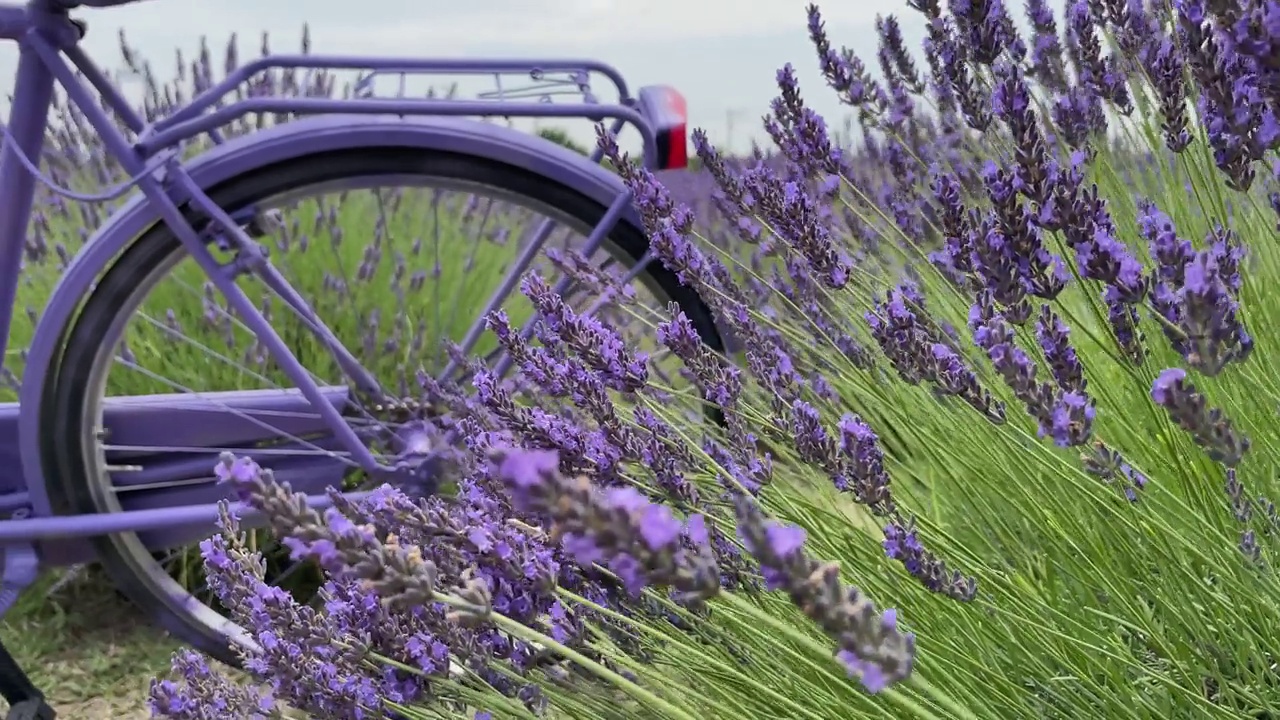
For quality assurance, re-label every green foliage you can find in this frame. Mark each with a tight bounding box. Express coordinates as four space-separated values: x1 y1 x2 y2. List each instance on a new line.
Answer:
537 126 589 155
624 109 1280 720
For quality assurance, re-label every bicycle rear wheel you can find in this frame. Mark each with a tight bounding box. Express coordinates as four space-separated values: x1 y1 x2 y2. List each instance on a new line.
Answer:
41 146 721 664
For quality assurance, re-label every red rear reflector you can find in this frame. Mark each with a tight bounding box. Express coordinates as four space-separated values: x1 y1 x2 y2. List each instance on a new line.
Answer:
637 85 689 170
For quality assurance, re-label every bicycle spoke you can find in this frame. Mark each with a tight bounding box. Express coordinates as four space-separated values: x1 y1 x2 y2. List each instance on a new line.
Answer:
439 216 563 381
65 155 702 666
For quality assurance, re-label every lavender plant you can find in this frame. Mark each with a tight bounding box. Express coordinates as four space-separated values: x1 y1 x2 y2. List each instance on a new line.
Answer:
30 0 1280 718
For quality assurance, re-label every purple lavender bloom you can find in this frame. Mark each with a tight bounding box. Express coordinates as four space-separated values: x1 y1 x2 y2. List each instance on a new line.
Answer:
1081 441 1150 502
1139 202 1196 288
807 5 880 108
981 161 1068 299
882 518 978 601
970 294 1093 446
1024 0 1068 91
195 508 445 718
1074 228 1148 304
1051 85 1106 151
739 150 851 288
838 414 894 512
916 11 992 129
1207 224 1245 295
734 496 917 692
1175 251 1254 375
213 454 468 612
1151 368 1250 467
1035 305 1086 394
1047 391 1096 448
1144 35 1193 152
1139 205 1253 376
969 212 1032 324
1176 0 1273 190
989 64 1056 208
493 448 721 603
875 15 925 93
926 167 976 286
767 63 854 184
869 286 1006 422
951 0 1020 66
518 273 650 393
149 649 276 719
1065 0 1132 113
1105 289 1147 364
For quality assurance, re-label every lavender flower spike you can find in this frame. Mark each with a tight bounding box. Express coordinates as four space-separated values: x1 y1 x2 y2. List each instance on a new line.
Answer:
213 452 455 611
492 448 721 604
1035 305 1086 394
734 496 916 693
149 649 276 719
1151 369 1250 467
882 518 978 601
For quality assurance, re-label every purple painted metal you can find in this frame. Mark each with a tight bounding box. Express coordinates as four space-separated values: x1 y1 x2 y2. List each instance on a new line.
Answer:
24 34 397 477
97 387 350 462
2 387 352 563
137 95 657 168
19 113 655 518
2 0 677 551
0 490 371 544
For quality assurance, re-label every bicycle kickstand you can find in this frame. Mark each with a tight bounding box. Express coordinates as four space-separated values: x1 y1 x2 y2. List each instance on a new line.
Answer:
0 541 54 720
0 651 54 720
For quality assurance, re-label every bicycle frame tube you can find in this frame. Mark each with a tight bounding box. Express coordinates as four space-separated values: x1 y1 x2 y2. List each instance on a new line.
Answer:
0 489 374 544
0 2 675 546
13 37 391 476
27 36 664 465
0 4 66 365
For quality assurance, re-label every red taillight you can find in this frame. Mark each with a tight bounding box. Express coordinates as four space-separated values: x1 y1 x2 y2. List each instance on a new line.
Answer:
637 85 689 170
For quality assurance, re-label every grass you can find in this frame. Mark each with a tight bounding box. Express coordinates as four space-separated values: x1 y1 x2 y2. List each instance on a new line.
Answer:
0 570 177 717
619 133 1280 717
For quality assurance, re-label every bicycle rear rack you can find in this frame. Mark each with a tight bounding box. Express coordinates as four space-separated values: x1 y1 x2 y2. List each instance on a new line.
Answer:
344 63 689 169
351 65 602 105
114 55 690 172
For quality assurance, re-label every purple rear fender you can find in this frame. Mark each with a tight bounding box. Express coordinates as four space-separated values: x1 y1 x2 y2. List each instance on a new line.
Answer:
19 115 647 516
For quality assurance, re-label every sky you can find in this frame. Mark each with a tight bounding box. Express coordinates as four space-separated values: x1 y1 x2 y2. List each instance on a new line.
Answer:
0 0 929 155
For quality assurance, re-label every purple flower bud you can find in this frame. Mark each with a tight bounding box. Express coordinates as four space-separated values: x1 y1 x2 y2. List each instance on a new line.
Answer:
1047 390 1096 448
1144 35 1193 152
1024 0 1068 91
734 496 917 692
492 448 721 603
1081 441 1149 501
1151 368 1250 467
870 286 1006 422
807 6 880 108
1035 305 1087 394
882 518 977 601
971 293 1090 444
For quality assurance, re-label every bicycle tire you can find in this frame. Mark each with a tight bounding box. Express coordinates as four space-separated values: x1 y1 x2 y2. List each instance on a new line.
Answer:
41 146 723 665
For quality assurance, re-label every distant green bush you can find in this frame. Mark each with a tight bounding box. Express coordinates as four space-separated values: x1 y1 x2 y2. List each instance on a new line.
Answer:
536 127 589 155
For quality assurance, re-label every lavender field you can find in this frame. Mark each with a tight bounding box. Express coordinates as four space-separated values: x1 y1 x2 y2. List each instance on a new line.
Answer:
7 0 1280 718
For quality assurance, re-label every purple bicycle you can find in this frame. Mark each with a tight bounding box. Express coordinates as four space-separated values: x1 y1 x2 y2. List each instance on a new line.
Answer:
0 0 722 714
